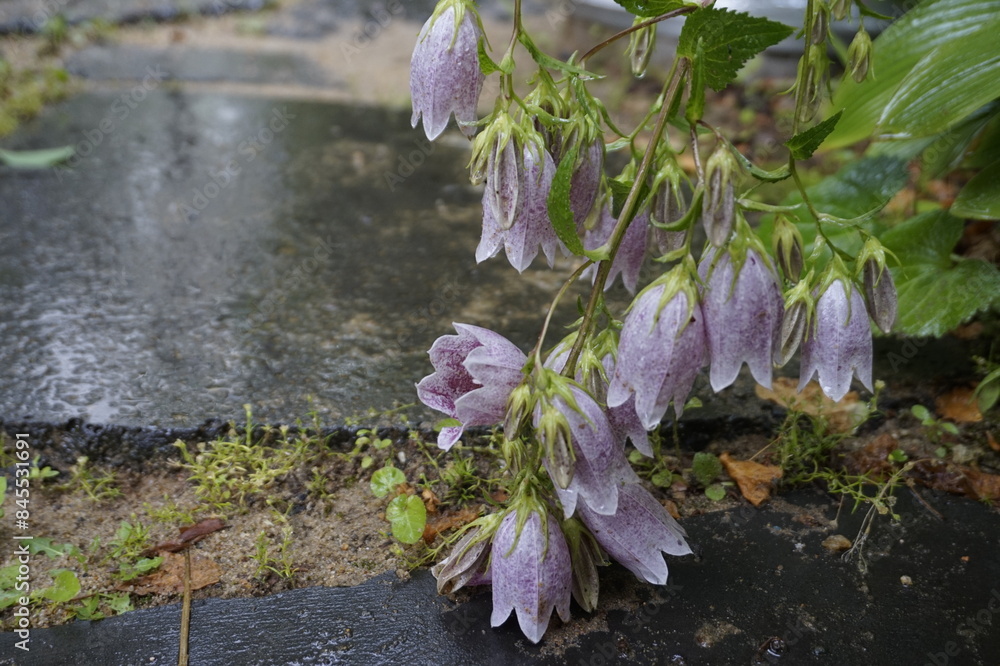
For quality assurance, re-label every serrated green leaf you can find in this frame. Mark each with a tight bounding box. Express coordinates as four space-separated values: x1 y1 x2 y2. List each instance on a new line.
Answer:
548 145 586 255
951 159 1000 220
0 146 74 169
677 8 793 91
386 494 426 544
42 570 81 603
612 0 688 18
828 0 1000 147
883 210 1000 336
370 465 406 498
477 38 501 76
786 111 843 160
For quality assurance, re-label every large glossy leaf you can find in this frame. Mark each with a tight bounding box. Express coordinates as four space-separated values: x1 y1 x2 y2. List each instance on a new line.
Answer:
951 159 1000 220
882 210 1000 336
826 0 1000 148
877 38 1000 138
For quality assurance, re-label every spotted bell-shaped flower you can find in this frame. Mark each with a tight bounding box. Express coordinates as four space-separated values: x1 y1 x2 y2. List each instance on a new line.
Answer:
491 509 572 644
569 136 605 230
583 203 650 294
798 278 873 402
607 264 707 429
476 139 561 272
577 482 691 585
410 0 485 141
535 382 639 518
699 247 783 391
416 323 526 449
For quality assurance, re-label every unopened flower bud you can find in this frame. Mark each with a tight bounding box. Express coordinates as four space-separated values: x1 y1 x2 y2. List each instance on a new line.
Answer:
857 238 896 333
432 513 502 594
503 383 533 439
702 148 738 247
487 134 524 230
831 0 851 21
847 26 873 83
561 517 606 613
627 20 657 78
811 4 829 45
536 399 575 489
777 280 814 366
772 215 804 283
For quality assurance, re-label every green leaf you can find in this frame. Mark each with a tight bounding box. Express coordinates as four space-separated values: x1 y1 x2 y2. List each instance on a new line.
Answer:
518 32 596 79
692 451 722 486
612 0 688 18
651 469 673 488
786 111 843 160
0 587 22 610
684 41 706 124
0 477 5 518
607 176 650 221
0 146 74 169
728 144 790 182
828 0 1000 147
910 405 931 422
883 210 1000 336
42 569 81 603
28 537 79 560
951 159 1000 220
370 465 406 498
105 592 134 615
477 38 501 76
677 8 793 91
877 40 1000 138
386 494 427 544
548 145 586 256
974 368 1000 413
704 484 726 501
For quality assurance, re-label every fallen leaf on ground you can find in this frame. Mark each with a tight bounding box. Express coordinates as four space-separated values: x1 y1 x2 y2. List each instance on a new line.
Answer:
142 518 227 556
988 432 999 453
756 378 866 433
935 386 982 423
422 505 481 544
720 452 783 507
909 460 1000 501
127 552 221 595
842 433 897 479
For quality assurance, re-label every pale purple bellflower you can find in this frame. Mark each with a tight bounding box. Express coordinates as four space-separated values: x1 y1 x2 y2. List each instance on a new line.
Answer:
491 510 572 644
607 277 707 430
477 140 561 272
699 247 783 391
798 279 873 402
416 323 526 450
410 1 485 141
577 482 691 585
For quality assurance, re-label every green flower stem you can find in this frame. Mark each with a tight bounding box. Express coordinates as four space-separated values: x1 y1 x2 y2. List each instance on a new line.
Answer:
532 259 594 369
564 59 690 378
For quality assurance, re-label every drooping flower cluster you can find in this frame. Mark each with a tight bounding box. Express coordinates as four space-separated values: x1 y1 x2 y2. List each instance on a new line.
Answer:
408 0 899 646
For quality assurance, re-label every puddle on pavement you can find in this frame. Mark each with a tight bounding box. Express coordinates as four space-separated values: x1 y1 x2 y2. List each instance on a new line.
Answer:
0 90 586 426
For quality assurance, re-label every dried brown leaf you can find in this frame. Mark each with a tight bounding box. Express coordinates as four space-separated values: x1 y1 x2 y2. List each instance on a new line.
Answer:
127 552 221 596
755 378 866 434
720 452 782 507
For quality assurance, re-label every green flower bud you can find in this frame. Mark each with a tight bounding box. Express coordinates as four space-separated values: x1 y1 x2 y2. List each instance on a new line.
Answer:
847 26 873 83
561 517 607 613
535 398 575 489
831 0 851 21
811 3 829 45
702 147 740 247
777 279 815 366
856 238 896 333
627 20 657 79
771 215 805 283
